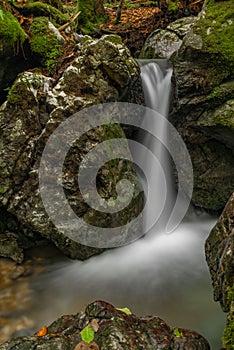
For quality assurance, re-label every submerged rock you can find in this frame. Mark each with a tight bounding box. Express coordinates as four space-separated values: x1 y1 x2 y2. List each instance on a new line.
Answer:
0 300 210 350
0 35 144 261
170 0 234 210
205 192 234 349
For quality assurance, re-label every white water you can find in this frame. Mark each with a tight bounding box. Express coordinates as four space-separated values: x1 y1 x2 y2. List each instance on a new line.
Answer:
31 61 226 349
136 60 174 233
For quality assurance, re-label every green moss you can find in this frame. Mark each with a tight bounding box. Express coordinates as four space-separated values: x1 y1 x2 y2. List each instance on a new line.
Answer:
194 0 234 79
174 327 183 338
7 83 21 104
105 34 122 45
168 0 179 11
29 17 62 72
0 9 26 47
223 285 234 349
22 1 68 25
212 102 234 128
78 0 105 34
207 81 234 104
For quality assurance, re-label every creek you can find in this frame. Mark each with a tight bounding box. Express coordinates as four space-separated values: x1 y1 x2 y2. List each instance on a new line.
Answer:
28 61 226 349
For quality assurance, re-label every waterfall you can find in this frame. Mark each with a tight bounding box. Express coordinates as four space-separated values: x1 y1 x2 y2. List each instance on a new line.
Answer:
134 60 175 234
29 61 225 350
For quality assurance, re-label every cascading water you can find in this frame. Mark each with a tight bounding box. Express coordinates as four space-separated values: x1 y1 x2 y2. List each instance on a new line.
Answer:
30 61 226 349
135 60 174 233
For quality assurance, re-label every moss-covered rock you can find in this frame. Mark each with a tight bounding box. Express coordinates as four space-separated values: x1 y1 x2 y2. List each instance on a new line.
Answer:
193 0 234 82
205 193 234 349
0 7 29 101
170 0 234 211
29 17 64 72
0 8 26 46
0 300 210 350
16 1 69 25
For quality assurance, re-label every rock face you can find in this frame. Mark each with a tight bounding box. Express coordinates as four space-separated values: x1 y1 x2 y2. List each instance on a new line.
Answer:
170 0 234 210
205 192 234 349
139 16 197 59
0 300 211 350
0 35 144 261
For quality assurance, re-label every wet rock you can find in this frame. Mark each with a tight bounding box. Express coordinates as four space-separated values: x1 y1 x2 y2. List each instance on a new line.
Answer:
0 300 210 349
140 16 196 59
0 35 144 261
0 233 24 263
205 192 234 349
170 0 234 210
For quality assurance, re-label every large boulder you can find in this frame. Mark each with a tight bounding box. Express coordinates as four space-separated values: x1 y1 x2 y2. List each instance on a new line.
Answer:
170 0 234 210
139 16 197 59
0 300 210 350
0 35 144 261
205 193 234 349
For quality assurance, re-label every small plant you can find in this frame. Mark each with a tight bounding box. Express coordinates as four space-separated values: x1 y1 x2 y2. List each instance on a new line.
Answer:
174 327 183 338
117 307 132 315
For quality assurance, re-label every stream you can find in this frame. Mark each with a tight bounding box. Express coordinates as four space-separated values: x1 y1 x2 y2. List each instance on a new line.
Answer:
0 60 227 349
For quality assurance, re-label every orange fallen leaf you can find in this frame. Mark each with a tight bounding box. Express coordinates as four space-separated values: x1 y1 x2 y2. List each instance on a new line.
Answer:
36 325 47 336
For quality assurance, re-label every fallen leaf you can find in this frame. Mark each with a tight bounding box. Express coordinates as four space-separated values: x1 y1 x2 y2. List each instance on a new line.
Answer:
36 325 47 336
89 319 99 332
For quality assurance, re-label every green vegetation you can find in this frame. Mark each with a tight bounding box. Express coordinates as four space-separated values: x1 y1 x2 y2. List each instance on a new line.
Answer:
116 307 132 315
167 0 179 11
212 101 234 128
207 81 234 103
223 285 234 349
0 9 26 48
7 0 69 25
174 328 183 337
78 0 106 34
29 17 62 72
194 0 234 80
81 326 95 343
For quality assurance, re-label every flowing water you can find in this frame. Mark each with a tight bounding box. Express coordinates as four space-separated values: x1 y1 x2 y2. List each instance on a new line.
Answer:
29 61 226 348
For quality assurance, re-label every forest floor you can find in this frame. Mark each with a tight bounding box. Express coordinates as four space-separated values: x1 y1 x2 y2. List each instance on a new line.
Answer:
100 0 204 53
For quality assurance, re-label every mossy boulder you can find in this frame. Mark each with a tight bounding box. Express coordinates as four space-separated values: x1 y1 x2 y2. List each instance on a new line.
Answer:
0 300 210 349
170 0 234 211
205 193 234 349
0 8 26 46
0 35 143 261
0 8 29 101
